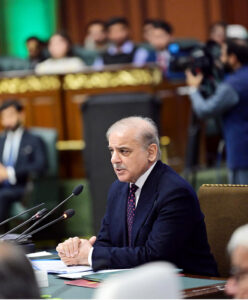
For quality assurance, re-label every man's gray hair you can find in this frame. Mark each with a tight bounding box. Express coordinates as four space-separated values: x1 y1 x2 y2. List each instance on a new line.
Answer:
106 116 161 160
227 224 248 255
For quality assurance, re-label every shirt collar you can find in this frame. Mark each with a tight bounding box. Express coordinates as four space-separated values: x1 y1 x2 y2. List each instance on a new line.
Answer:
108 40 134 55
6 126 24 138
131 161 157 190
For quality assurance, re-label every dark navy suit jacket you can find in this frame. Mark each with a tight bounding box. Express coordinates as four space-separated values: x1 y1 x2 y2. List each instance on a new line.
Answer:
0 129 47 194
93 161 218 276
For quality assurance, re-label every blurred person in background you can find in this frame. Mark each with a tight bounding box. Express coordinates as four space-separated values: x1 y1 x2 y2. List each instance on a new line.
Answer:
93 17 150 67
225 224 248 299
147 20 173 76
186 38 248 184
142 19 155 44
26 36 47 69
35 32 86 74
0 242 40 299
0 100 47 224
209 21 227 46
84 20 108 52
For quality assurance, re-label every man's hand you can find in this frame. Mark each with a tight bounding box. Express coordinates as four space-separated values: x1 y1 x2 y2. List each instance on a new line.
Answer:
185 69 203 88
56 236 96 266
0 164 8 182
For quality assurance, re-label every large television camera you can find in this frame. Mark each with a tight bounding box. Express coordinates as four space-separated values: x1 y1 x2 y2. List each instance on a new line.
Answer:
168 39 224 98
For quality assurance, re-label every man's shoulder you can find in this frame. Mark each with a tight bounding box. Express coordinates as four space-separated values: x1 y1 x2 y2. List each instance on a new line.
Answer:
150 161 196 196
225 66 248 84
22 130 44 145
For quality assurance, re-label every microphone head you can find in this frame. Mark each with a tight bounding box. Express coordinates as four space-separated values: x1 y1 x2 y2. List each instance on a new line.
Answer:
33 208 48 220
63 209 75 219
72 184 83 196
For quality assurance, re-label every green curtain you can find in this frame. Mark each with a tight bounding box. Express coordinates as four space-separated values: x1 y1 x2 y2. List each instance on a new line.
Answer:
0 0 57 58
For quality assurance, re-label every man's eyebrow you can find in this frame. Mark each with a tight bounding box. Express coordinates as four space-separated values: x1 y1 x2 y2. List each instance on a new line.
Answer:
108 146 131 150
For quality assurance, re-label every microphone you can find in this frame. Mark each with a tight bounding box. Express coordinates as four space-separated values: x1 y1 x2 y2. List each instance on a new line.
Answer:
0 208 48 239
0 203 45 226
18 209 75 242
15 185 83 242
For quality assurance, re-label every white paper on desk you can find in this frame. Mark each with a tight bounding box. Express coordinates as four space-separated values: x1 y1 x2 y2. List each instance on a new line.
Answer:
27 251 52 258
32 259 92 274
57 268 130 279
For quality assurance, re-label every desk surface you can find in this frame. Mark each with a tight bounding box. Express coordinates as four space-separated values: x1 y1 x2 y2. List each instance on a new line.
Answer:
41 273 226 299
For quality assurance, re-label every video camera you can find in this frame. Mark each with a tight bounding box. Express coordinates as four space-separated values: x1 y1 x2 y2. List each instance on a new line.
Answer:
168 39 224 98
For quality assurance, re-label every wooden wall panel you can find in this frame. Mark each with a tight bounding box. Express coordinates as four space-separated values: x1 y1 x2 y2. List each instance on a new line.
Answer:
59 0 230 45
163 0 209 41
223 0 248 29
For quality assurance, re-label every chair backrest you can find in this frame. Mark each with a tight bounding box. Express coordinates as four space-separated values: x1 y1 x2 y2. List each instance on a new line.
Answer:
198 184 248 277
94 262 182 299
30 127 58 177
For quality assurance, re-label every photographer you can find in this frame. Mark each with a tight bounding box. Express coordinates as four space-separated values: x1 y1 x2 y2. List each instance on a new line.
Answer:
186 38 248 184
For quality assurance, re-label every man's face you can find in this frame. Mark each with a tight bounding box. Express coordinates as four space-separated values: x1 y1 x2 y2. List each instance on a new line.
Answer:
88 24 107 44
225 246 248 298
149 28 171 51
220 43 235 72
143 23 154 43
1 106 23 131
26 40 40 58
108 129 155 183
210 25 226 45
108 24 129 46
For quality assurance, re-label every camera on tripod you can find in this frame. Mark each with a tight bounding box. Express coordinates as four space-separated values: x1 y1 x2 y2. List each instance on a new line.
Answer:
168 40 224 97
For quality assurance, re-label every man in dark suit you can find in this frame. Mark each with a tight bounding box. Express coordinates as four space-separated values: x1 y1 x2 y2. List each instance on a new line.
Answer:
0 99 47 223
57 116 218 276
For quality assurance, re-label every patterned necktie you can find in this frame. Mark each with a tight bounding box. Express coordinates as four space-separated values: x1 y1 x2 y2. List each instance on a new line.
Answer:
127 183 138 246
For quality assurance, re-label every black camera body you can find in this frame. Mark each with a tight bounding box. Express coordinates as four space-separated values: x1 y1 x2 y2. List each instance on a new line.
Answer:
169 40 224 98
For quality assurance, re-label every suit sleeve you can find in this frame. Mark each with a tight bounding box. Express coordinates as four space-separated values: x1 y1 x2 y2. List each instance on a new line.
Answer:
15 135 48 182
92 187 199 270
189 82 239 119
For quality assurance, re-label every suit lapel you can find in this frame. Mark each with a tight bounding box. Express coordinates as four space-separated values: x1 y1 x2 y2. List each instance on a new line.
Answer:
15 130 26 167
131 161 163 245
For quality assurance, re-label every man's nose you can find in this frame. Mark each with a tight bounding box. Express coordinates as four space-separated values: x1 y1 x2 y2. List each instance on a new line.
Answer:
111 151 121 164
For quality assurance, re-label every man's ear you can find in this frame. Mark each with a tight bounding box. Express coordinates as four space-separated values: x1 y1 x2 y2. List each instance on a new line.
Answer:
147 144 158 162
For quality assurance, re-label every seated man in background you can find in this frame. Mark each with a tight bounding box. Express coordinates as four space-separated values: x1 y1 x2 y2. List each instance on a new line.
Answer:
0 241 40 298
225 224 248 299
57 116 218 276
148 20 173 75
93 17 150 67
0 100 47 223
84 20 108 52
26 36 47 69
186 38 248 184
142 19 156 45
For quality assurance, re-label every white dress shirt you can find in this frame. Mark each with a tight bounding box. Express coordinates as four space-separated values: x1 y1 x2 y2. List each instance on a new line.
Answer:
88 161 157 266
2 127 24 185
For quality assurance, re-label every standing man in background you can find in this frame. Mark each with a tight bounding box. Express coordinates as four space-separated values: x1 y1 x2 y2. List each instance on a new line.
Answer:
186 38 248 184
0 100 47 223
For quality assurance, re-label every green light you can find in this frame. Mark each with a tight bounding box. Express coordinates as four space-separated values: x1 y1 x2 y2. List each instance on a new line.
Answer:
1 0 57 58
